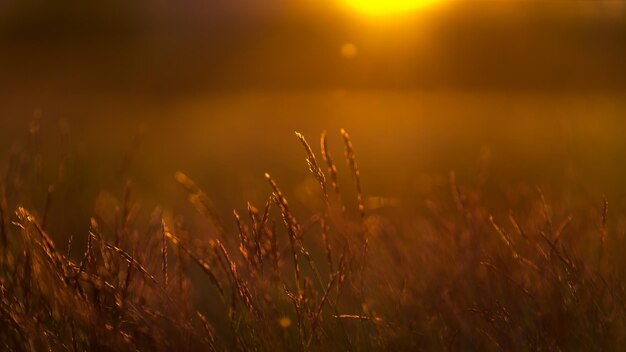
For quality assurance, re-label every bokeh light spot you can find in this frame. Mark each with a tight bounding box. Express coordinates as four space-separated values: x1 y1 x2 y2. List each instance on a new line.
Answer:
341 42 358 59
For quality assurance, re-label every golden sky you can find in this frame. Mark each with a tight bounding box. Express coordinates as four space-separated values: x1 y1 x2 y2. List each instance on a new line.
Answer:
0 0 624 93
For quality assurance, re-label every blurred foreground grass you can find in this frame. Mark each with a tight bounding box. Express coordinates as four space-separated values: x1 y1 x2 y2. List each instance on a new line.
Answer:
1 91 626 350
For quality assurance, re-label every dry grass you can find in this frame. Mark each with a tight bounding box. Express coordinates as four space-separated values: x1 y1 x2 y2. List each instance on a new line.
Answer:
0 126 625 351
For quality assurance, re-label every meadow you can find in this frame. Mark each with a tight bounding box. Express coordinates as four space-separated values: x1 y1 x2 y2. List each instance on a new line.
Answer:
1 91 626 350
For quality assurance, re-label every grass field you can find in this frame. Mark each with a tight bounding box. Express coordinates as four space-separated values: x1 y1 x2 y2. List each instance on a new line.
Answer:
1 91 626 350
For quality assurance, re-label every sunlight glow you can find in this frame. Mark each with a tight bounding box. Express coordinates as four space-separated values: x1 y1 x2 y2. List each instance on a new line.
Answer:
343 0 442 15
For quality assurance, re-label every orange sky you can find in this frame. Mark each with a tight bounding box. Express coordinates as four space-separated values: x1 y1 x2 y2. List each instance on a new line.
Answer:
1 0 625 93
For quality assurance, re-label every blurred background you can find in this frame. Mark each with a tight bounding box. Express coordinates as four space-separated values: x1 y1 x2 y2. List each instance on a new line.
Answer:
0 0 625 235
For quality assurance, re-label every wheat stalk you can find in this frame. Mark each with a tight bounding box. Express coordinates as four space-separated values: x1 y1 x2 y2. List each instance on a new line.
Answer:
265 173 301 286
320 130 341 204
295 131 329 203
160 219 168 287
175 171 226 240
340 129 365 219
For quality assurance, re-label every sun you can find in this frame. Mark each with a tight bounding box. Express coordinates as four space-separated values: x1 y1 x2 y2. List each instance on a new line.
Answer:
343 0 442 15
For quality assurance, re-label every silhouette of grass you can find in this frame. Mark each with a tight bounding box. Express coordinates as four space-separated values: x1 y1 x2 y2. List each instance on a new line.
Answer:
0 127 623 351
